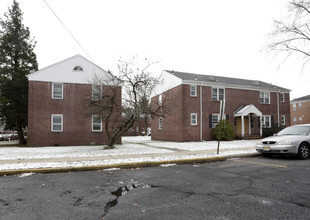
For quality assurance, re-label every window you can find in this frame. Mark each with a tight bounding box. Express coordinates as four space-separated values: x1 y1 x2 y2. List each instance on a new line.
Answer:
128 127 133 132
92 115 102 132
158 95 162 105
158 117 162 130
52 83 63 99
292 103 296 111
212 114 219 128
147 116 151 123
280 93 285 102
262 115 271 128
191 113 197 126
298 103 302 108
260 92 270 104
212 88 224 101
190 85 197 97
281 115 285 126
299 116 303 123
293 117 297 124
73 65 83 71
92 84 102 101
51 114 63 132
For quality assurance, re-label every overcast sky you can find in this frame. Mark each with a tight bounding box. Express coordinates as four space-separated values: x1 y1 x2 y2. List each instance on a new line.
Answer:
0 0 309 99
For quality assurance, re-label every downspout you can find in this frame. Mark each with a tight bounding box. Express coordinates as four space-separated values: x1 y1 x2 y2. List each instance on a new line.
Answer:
277 90 280 127
200 83 203 141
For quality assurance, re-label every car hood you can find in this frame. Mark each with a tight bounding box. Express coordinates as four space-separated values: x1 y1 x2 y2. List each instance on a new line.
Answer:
261 135 309 143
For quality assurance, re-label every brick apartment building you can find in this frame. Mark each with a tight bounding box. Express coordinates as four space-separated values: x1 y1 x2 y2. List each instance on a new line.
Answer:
151 70 291 142
290 94 310 125
27 55 121 146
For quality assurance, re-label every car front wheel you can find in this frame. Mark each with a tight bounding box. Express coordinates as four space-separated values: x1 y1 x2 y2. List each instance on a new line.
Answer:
298 143 310 159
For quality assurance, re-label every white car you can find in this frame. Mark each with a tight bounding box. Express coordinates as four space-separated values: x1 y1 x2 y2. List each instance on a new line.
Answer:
256 124 310 159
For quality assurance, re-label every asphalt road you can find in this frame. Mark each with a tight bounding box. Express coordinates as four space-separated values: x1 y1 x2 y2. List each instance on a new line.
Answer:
0 156 309 220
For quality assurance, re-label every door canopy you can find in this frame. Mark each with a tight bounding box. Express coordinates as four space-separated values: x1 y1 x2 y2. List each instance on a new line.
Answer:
234 104 262 117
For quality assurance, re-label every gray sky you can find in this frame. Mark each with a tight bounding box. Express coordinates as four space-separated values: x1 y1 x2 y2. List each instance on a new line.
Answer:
1 0 309 99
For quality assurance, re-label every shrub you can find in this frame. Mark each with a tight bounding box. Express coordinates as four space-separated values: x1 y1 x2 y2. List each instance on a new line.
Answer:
212 120 235 141
263 124 286 137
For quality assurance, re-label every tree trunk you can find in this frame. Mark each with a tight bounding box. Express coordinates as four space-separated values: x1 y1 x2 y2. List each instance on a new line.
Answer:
106 138 115 149
16 116 26 145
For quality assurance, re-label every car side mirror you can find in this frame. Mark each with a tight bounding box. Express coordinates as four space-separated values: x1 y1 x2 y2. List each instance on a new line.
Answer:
273 133 277 136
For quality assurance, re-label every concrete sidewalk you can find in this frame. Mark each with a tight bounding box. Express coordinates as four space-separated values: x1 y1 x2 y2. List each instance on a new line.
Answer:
0 142 259 176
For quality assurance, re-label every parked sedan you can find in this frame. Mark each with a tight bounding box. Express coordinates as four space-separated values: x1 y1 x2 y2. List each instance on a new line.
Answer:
256 124 310 159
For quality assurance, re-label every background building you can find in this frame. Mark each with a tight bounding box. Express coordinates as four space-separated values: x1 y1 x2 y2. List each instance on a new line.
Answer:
151 70 291 142
27 55 121 146
290 94 310 125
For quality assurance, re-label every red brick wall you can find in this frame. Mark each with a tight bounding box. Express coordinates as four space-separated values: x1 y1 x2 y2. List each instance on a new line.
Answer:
151 85 184 141
291 100 310 125
151 84 291 142
28 81 121 146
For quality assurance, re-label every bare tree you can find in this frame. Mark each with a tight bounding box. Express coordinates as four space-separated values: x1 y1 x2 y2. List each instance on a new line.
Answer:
267 0 310 68
84 57 172 148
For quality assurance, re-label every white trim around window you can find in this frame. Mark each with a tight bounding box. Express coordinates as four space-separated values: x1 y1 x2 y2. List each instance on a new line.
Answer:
262 115 271 128
92 84 102 101
281 115 285 126
191 113 198 126
51 114 63 132
280 93 285 102
212 88 225 101
190 85 197 97
158 117 162 130
259 91 270 104
52 83 63 99
92 115 102 132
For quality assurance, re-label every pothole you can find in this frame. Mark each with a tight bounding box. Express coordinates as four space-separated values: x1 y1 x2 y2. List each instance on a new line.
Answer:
103 182 156 217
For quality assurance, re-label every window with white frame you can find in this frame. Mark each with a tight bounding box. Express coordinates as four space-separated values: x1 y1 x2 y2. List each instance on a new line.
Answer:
280 93 285 102
299 116 303 123
190 85 197 97
293 117 297 124
92 115 102 132
298 103 302 108
211 113 226 128
158 95 162 105
52 83 63 99
281 115 285 126
51 114 63 132
92 84 102 101
212 88 224 101
158 117 162 130
262 115 271 128
212 114 219 128
260 92 270 104
292 103 296 111
191 113 197 126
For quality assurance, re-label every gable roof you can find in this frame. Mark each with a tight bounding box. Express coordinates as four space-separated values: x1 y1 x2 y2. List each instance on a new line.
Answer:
27 54 114 84
291 94 310 102
234 104 262 117
165 70 290 93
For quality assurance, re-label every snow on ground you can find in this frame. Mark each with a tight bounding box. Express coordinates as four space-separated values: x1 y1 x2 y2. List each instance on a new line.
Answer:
0 136 259 171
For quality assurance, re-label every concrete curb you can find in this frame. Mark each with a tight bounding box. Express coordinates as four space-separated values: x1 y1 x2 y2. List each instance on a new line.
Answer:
0 156 227 176
0 153 260 176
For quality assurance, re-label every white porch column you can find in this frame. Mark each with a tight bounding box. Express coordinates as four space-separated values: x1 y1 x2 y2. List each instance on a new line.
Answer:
241 115 244 138
260 116 262 136
248 114 251 135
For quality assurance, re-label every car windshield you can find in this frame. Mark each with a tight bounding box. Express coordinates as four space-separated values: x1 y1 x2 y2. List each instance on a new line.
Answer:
277 126 310 136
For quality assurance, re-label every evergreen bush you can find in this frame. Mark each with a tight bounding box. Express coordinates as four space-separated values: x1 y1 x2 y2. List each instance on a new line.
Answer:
212 120 235 141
